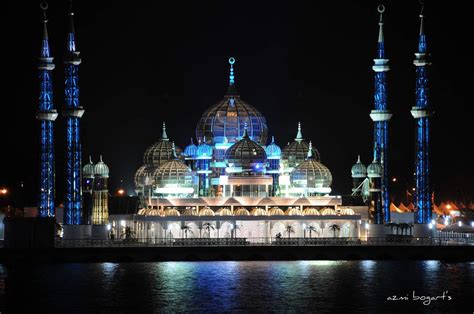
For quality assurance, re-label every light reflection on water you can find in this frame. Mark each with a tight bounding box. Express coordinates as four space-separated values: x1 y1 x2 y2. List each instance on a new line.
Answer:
2 261 473 313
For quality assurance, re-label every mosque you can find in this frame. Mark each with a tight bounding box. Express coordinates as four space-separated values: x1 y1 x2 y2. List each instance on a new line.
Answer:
33 2 433 241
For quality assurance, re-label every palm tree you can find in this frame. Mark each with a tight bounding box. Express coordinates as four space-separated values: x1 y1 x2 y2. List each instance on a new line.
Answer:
305 225 318 238
202 222 215 238
121 226 136 241
329 224 341 238
181 224 193 239
285 225 295 239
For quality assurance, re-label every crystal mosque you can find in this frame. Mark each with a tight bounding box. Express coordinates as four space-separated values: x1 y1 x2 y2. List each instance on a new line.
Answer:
33 2 434 241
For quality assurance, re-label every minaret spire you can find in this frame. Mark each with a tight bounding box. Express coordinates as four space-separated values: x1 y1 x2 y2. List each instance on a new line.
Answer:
369 4 392 224
307 141 314 159
37 1 58 217
63 0 85 227
411 1 432 227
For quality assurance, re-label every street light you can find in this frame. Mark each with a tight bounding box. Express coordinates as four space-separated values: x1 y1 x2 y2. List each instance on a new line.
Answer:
118 189 124 196
0 188 7 195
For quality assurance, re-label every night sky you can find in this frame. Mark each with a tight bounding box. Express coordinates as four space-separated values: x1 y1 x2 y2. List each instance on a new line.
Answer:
3 0 473 206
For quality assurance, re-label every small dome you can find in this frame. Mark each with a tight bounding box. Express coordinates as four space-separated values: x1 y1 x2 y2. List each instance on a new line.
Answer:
183 138 198 158
83 156 95 178
134 165 155 188
199 207 215 216
290 142 332 193
268 207 285 216
285 207 303 216
234 207 250 216
225 128 267 169
183 208 198 216
197 139 213 158
339 207 355 215
195 58 268 145
320 207 336 215
153 147 193 189
367 158 383 178
143 122 183 167
164 208 180 216
94 155 109 177
217 207 233 216
251 207 267 216
265 136 282 159
282 122 320 167
351 155 367 178
303 207 320 215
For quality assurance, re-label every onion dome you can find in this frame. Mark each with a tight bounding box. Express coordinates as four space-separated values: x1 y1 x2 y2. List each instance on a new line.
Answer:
143 122 182 167
282 122 320 168
265 136 281 159
197 137 213 158
290 142 332 193
153 143 193 190
94 155 109 178
225 127 267 170
83 156 95 178
351 155 367 178
134 165 155 187
195 57 268 145
183 138 198 158
367 157 383 178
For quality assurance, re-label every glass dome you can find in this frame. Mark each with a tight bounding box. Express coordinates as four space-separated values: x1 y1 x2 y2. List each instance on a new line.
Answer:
94 155 109 178
351 155 367 178
367 158 383 178
183 138 198 158
197 139 213 158
153 159 193 189
225 128 267 170
282 122 320 168
143 122 182 167
265 136 281 159
83 156 94 178
195 58 268 145
134 165 155 188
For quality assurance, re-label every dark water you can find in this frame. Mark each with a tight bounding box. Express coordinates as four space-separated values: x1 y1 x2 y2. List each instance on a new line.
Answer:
1 261 473 313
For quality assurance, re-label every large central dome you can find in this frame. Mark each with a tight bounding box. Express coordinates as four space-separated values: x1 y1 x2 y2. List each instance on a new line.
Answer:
195 58 268 145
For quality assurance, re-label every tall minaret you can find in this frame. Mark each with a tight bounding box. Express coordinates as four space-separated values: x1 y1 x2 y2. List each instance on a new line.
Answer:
411 3 432 226
63 1 84 225
369 4 392 224
36 2 58 217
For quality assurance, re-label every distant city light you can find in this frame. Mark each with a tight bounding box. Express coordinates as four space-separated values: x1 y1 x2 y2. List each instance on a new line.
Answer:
446 204 452 210
118 189 125 195
412 187 416 191
392 177 397 182
0 188 7 195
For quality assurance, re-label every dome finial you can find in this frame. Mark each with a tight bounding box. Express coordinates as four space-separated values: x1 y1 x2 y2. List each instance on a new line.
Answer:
377 4 385 43
419 0 425 36
307 141 314 159
99 154 103 162
295 122 303 141
271 135 275 143
171 142 178 159
242 122 249 139
89 155 93 164
162 121 168 140
190 137 194 144
226 57 238 96
357 155 361 163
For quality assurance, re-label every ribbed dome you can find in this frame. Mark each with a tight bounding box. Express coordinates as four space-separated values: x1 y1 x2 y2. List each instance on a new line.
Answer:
303 207 320 215
134 165 155 188
197 139 213 158
199 207 215 216
268 207 285 216
143 122 182 167
195 58 268 145
94 156 109 178
290 142 332 192
265 136 281 159
217 207 233 216
183 208 198 216
234 207 250 216
320 207 336 215
367 158 383 178
183 138 198 158
153 154 193 188
285 207 303 216
164 208 180 216
282 123 320 168
83 156 94 178
351 155 367 178
251 207 267 216
225 128 267 169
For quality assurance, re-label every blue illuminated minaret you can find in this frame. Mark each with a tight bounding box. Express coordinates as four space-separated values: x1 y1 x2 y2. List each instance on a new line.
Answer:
63 1 84 225
265 136 282 196
369 4 392 224
36 2 58 217
411 4 432 225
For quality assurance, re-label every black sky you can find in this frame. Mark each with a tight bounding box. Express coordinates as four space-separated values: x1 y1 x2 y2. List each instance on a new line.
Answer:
3 0 473 205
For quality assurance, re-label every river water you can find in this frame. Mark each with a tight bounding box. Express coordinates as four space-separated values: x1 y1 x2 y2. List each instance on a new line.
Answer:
1 261 473 313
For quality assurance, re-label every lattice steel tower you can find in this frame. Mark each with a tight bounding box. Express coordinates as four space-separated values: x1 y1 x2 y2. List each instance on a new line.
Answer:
36 2 58 217
369 5 392 224
63 1 84 225
411 4 432 224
